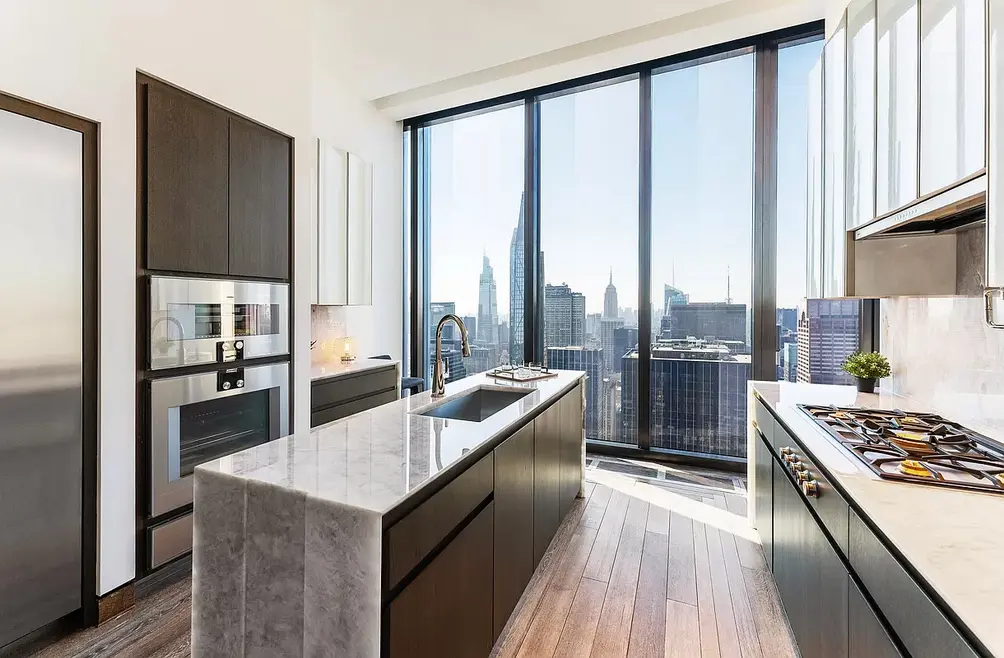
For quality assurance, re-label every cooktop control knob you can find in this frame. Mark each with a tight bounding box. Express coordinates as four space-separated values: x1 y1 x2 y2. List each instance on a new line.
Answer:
802 480 819 498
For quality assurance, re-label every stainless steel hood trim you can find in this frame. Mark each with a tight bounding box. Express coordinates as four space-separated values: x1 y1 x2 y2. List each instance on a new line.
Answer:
854 173 986 239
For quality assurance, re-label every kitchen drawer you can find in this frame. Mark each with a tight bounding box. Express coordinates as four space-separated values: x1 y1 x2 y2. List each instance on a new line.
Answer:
385 453 494 592
848 510 980 658
310 366 397 411
753 396 775 449
149 512 193 569
773 423 848 555
310 388 397 428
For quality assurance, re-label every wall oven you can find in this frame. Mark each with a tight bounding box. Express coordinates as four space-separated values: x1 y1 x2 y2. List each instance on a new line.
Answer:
148 361 288 519
149 276 289 370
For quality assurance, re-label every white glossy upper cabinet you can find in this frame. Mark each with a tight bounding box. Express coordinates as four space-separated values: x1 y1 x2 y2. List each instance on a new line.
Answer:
314 140 373 306
876 0 919 214
846 0 876 230
920 0 985 195
988 0 1004 324
807 55 825 300
823 20 847 297
346 152 373 306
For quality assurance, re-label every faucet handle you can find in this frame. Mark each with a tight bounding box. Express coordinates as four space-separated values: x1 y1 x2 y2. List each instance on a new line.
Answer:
441 357 450 380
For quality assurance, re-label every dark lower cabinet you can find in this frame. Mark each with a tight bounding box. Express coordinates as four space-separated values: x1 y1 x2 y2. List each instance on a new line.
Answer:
849 577 903 658
387 502 494 658
310 366 399 428
493 423 535 640
558 383 582 519
144 82 229 274
228 117 291 280
753 431 773 568
533 399 562 568
772 462 847 658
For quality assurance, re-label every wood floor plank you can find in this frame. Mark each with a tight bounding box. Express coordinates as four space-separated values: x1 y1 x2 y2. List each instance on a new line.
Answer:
626 531 669 658
552 578 607 658
713 496 763 658
665 600 701 658
724 493 766 572
667 511 697 606
693 514 720 658
589 495 649 658
704 498 742 658
582 489 630 582
494 496 591 658
515 523 601 658
645 502 670 536
742 566 799 658
581 484 614 530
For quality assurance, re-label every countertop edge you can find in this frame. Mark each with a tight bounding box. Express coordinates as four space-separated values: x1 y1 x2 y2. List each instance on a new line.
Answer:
749 383 996 658
309 358 399 383
380 373 585 528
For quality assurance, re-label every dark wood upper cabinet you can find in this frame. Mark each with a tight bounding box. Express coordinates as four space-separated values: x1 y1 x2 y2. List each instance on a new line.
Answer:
145 83 229 274
227 117 290 280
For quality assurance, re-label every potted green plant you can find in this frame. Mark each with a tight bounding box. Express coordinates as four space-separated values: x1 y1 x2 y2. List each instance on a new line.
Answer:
841 351 891 393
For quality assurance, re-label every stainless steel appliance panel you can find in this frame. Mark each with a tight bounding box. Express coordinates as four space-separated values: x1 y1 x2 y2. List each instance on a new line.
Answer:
149 361 288 517
149 513 193 570
149 276 289 370
0 108 83 647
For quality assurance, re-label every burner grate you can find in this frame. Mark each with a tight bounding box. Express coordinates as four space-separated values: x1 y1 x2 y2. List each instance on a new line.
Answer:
798 404 1004 494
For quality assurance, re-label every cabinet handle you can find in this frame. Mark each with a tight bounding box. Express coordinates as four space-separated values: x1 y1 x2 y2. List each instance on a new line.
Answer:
801 479 819 498
985 288 1004 328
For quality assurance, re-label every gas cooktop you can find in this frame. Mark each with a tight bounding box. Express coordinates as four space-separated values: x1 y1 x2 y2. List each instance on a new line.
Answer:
799 405 1004 495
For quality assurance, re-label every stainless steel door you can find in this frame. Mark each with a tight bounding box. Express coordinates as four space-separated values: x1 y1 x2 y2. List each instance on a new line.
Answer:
149 276 289 370
0 108 83 646
149 362 288 517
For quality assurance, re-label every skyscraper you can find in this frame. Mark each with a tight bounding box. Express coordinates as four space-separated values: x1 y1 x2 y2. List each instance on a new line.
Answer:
544 283 585 352
547 346 604 438
613 326 638 373
783 342 798 382
509 196 524 363
797 299 860 385
663 285 689 315
461 315 477 340
477 254 498 346
600 317 624 371
603 270 618 319
661 302 747 345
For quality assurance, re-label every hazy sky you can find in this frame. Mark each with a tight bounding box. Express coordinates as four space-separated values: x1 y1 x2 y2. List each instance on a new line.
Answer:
427 40 821 319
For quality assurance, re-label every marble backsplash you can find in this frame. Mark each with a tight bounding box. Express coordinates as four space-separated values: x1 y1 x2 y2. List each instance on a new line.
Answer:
880 295 1004 438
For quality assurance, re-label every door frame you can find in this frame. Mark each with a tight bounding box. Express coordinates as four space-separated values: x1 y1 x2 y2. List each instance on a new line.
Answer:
0 91 100 629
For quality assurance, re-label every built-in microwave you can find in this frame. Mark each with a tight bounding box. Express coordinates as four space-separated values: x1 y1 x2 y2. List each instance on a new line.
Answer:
148 276 289 370
148 361 288 518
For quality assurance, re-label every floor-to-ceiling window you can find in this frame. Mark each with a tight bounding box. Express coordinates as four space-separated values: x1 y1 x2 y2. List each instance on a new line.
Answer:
649 51 755 458
540 79 639 444
407 22 829 465
420 106 524 382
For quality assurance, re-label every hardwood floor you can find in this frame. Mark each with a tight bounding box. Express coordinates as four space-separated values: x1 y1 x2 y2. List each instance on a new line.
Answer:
494 457 798 658
16 457 796 658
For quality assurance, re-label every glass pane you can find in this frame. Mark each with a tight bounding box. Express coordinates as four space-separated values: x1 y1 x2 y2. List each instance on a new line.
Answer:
777 39 824 382
178 389 271 477
540 79 639 445
234 304 280 337
650 53 753 458
422 106 525 381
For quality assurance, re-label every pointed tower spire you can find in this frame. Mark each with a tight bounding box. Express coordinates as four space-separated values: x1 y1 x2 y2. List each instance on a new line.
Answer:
609 267 613 286
726 265 732 304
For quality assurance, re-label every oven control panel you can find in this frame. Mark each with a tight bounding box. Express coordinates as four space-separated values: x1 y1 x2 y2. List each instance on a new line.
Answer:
217 367 245 392
216 340 245 363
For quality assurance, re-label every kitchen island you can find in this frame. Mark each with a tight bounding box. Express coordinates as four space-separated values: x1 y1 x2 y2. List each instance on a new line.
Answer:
749 381 1004 658
191 370 585 658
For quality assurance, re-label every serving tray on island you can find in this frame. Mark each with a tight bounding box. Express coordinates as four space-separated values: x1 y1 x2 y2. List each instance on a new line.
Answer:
486 367 558 383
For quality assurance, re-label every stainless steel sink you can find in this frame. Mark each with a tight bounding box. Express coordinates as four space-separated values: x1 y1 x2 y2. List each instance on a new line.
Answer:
416 387 532 422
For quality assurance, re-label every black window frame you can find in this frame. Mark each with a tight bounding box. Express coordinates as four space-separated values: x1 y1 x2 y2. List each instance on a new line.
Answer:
404 21 842 471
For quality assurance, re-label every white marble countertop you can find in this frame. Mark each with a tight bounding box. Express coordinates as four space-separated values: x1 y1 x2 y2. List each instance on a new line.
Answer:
309 357 398 382
751 381 1004 658
199 370 585 515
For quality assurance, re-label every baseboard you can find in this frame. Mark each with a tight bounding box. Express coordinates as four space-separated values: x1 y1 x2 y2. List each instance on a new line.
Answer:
97 583 135 624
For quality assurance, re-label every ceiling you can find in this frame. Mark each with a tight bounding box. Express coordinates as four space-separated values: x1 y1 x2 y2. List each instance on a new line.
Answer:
320 0 824 119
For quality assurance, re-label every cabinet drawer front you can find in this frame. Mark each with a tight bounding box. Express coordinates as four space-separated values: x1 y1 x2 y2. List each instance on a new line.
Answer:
849 576 904 658
773 424 849 554
753 397 775 448
848 510 979 658
385 453 494 591
309 389 398 428
310 366 397 411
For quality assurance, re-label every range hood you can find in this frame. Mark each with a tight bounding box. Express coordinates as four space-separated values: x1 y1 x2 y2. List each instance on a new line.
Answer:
854 173 986 240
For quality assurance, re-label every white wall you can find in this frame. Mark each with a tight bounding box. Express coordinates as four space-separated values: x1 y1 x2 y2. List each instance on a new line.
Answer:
309 0 405 363
0 0 402 596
